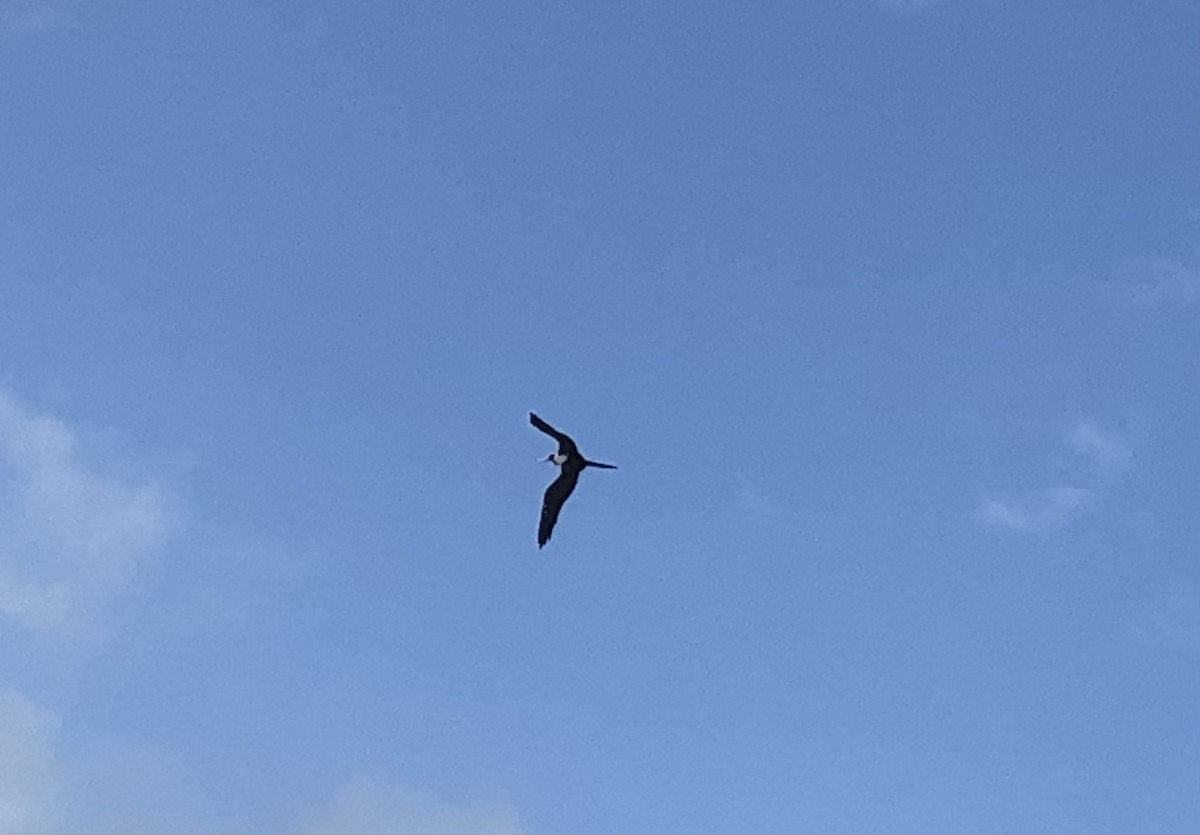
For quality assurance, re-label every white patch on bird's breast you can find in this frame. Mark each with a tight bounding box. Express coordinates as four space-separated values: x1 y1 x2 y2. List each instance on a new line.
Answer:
552 453 568 465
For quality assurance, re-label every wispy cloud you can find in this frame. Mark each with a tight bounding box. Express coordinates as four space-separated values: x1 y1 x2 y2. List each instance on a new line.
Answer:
1129 589 1200 652
309 777 523 835
976 486 1092 536
1122 258 1198 308
0 391 182 640
1071 421 1132 473
734 472 777 521
873 0 940 15
4 7 75 38
0 687 61 835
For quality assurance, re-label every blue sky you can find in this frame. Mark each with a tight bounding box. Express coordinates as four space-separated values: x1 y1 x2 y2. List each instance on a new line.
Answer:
1 1 1197 832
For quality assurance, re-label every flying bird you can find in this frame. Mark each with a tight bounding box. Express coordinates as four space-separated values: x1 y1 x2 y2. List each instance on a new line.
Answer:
530 412 617 548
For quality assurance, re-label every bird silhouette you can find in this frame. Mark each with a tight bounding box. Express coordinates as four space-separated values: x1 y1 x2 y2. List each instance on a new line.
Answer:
529 412 617 548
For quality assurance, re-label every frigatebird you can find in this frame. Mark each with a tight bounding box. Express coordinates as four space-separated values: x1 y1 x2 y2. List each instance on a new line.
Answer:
530 412 617 548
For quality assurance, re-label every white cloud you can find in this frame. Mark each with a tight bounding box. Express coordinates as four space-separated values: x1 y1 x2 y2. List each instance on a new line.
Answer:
1071 421 1132 473
0 685 202 834
309 777 523 835
0 687 61 835
1124 258 1198 308
976 486 1092 536
0 391 182 640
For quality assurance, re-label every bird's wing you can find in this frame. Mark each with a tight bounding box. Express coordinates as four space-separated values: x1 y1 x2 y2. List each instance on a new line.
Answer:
538 468 580 548
529 412 577 456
